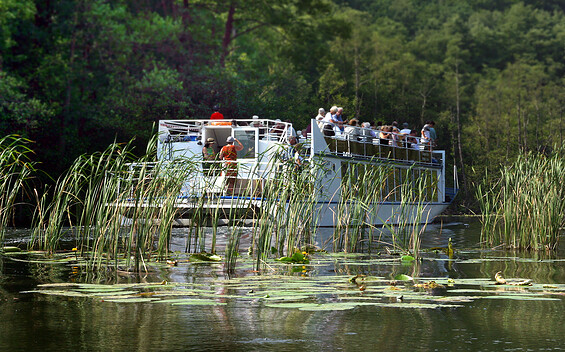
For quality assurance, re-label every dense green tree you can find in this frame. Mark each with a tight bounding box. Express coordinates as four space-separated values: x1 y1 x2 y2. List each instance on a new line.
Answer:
2 0 565 210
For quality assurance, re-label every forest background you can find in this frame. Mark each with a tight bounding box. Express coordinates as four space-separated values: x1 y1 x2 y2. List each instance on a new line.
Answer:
2 0 565 214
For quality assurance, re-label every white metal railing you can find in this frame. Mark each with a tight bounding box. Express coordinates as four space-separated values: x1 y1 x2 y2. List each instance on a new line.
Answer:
111 157 304 200
320 126 442 167
159 119 299 144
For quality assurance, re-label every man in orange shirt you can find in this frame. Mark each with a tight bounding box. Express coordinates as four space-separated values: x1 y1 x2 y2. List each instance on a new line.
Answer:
218 136 243 195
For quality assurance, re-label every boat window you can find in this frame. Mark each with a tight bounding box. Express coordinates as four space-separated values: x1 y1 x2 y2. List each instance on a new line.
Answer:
233 129 257 159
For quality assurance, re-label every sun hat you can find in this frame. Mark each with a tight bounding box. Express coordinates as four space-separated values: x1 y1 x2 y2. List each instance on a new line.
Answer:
226 136 235 143
206 138 215 143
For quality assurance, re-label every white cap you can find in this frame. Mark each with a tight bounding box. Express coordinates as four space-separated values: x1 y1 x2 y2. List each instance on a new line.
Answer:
226 136 235 143
252 115 259 119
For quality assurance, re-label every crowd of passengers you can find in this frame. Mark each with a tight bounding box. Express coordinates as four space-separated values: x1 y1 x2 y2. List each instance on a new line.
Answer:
300 106 437 151
206 105 437 151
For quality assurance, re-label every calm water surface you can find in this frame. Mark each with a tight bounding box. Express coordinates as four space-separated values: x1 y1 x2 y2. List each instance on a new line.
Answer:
1 217 565 351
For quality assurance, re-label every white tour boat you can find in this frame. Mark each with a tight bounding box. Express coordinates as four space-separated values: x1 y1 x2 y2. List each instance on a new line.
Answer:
124 117 457 227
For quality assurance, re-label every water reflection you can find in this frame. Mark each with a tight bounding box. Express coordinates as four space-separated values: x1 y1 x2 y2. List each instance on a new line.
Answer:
2 217 565 351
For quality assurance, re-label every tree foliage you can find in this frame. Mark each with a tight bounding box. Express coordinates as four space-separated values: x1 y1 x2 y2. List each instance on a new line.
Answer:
2 0 565 208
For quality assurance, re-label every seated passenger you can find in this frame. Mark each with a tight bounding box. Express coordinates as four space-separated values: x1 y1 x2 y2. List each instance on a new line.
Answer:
391 126 401 147
270 119 286 137
400 122 411 135
344 119 360 140
408 130 420 150
360 122 376 142
379 125 392 145
285 119 297 137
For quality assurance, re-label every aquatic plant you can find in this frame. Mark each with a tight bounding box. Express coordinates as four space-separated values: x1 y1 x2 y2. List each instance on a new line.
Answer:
333 160 391 253
477 148 565 250
0 135 35 246
383 169 435 257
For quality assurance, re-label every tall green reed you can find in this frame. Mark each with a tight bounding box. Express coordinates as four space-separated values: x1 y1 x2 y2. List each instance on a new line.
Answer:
477 148 565 250
382 168 434 257
0 135 35 246
333 160 391 253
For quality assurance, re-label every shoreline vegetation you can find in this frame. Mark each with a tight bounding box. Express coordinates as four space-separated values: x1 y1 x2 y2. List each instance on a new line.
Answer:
0 135 563 274
476 147 565 251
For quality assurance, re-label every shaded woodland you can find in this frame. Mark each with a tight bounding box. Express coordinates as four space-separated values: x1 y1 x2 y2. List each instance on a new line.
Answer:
2 0 565 208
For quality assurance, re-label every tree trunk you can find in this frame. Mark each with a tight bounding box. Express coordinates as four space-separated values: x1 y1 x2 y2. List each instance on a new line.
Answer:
221 1 236 67
454 60 468 196
59 10 78 170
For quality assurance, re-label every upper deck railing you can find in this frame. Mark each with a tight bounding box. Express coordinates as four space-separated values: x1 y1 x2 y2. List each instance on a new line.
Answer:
159 118 295 144
158 118 442 167
311 120 442 167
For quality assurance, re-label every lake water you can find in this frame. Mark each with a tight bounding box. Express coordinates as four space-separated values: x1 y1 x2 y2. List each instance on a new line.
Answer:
2 217 565 351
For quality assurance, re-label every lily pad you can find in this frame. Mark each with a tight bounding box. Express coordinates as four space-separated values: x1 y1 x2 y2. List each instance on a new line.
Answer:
156 298 227 306
103 297 159 303
189 253 222 262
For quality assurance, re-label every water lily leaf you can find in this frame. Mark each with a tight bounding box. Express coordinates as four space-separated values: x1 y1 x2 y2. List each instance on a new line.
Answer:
375 302 465 309
401 255 415 262
481 295 560 301
264 302 356 311
189 253 221 261
2 246 22 252
394 274 413 281
28 290 89 297
298 304 357 311
78 288 129 293
156 298 227 306
264 295 311 301
276 252 309 264
88 290 139 296
37 283 81 288
103 297 159 303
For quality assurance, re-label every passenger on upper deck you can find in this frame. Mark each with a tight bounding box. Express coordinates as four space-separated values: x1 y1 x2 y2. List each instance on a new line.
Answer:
400 122 411 135
360 122 376 141
408 130 420 150
210 105 224 120
421 122 432 150
344 119 360 140
270 119 286 137
335 107 348 133
428 120 437 146
379 125 392 145
315 108 325 120
302 108 325 138
323 106 339 126
391 125 401 147
285 120 297 137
